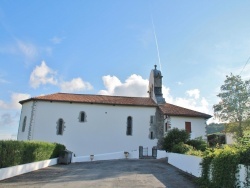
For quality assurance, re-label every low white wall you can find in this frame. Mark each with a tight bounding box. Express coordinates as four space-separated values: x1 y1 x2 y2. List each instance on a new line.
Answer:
157 150 168 159
168 153 202 177
0 158 58 181
237 164 249 187
72 150 139 163
168 153 249 187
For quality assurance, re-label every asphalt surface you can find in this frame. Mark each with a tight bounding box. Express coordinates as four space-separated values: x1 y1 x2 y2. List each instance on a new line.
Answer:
0 159 198 188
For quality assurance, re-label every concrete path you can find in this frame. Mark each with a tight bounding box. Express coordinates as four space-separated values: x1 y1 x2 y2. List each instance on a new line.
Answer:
0 159 198 188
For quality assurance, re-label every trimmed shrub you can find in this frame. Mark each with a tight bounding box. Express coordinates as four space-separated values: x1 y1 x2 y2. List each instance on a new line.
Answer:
0 140 65 168
186 138 207 151
163 128 190 152
185 148 203 157
172 142 193 154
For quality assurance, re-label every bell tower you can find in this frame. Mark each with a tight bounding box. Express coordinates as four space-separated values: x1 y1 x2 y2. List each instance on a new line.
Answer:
148 65 166 104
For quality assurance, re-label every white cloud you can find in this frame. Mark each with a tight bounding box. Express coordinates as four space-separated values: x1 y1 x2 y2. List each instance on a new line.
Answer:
162 86 173 103
0 93 30 110
16 40 38 60
9 93 30 109
50 36 64 44
174 96 210 114
98 74 211 115
99 75 122 95
60 78 93 93
0 113 13 126
186 89 200 99
177 81 183 85
29 61 94 92
30 61 57 88
99 74 148 97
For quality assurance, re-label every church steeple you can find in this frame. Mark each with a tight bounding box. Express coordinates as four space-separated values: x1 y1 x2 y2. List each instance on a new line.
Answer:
148 65 166 104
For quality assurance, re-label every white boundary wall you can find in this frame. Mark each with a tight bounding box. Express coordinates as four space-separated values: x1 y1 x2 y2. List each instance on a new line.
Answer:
156 150 168 159
72 150 139 162
168 153 249 187
238 164 249 188
168 153 202 177
72 149 168 163
0 158 58 181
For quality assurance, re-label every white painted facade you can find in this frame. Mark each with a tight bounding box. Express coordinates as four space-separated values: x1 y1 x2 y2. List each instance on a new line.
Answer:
18 101 157 156
164 116 207 139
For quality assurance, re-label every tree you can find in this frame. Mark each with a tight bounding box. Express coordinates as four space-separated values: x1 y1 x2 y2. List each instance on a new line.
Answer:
206 123 225 134
162 128 190 152
213 73 250 138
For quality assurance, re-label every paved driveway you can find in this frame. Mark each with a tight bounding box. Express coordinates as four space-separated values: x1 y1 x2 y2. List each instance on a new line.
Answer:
0 159 198 188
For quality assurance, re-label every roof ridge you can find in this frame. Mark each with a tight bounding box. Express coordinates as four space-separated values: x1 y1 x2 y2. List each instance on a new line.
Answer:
20 92 158 107
56 92 151 99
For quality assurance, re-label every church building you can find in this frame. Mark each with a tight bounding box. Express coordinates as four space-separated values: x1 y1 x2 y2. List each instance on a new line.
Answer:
17 66 211 156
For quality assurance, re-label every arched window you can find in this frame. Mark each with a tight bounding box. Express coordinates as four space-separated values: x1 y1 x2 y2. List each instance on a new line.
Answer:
57 118 64 135
22 116 27 132
126 116 132 136
79 111 86 122
150 131 154 139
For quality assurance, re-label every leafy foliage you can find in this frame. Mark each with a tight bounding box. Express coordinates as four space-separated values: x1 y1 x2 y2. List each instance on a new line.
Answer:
172 142 193 154
225 119 250 143
186 137 207 151
199 144 250 187
206 123 225 134
207 134 226 147
162 128 190 152
0 140 65 168
213 73 250 138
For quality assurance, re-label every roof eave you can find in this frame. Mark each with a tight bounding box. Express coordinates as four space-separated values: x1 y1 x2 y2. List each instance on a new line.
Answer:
164 113 212 119
19 98 157 107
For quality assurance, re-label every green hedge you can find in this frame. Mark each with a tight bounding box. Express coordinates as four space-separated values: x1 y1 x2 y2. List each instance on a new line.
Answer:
199 144 250 187
0 140 65 168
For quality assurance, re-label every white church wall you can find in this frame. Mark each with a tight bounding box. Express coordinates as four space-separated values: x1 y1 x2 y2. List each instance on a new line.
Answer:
17 101 33 140
18 101 157 156
165 116 206 139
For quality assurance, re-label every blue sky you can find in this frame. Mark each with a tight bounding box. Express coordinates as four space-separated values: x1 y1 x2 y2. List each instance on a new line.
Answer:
1 1 250 140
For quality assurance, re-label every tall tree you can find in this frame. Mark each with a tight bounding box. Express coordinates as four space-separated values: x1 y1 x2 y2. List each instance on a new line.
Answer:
213 73 250 138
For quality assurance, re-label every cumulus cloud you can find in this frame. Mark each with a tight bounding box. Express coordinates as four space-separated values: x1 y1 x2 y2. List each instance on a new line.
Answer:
98 74 211 115
16 40 38 60
0 93 30 110
172 88 209 114
99 74 148 97
60 78 93 93
29 61 94 92
30 61 57 88
186 89 200 99
162 86 173 103
174 96 210 114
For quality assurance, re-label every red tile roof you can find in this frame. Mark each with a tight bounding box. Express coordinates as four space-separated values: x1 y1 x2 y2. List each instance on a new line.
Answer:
20 93 158 107
159 103 212 119
20 93 212 119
